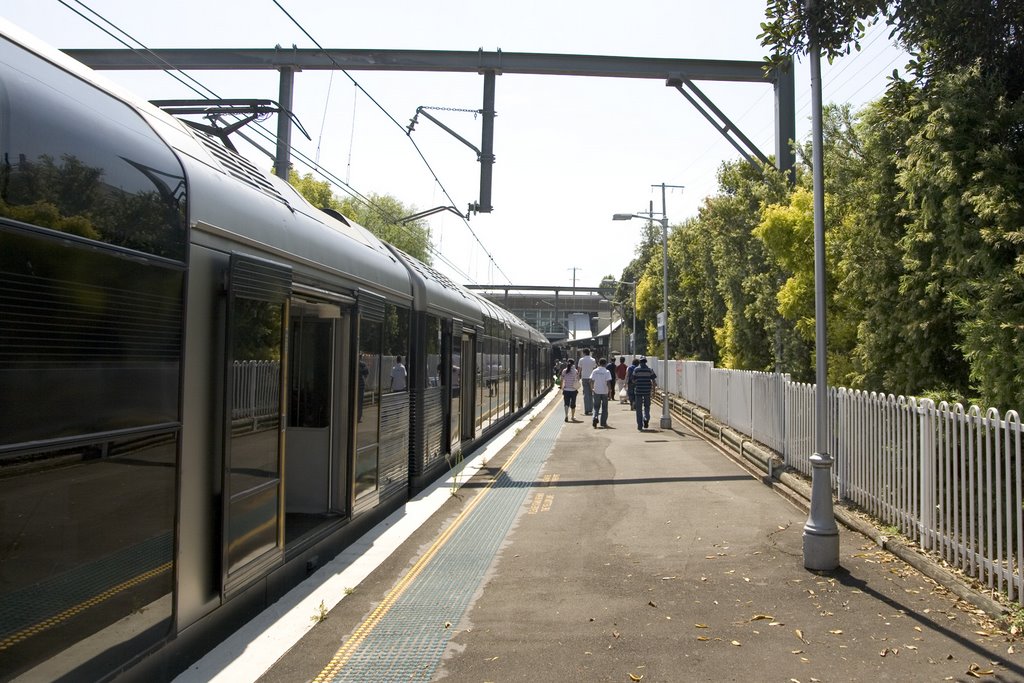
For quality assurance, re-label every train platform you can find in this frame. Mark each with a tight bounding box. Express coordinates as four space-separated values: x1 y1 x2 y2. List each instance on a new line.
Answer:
175 390 1024 683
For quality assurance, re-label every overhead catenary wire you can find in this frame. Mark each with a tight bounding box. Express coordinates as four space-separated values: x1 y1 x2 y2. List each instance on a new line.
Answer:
57 0 483 284
271 0 513 285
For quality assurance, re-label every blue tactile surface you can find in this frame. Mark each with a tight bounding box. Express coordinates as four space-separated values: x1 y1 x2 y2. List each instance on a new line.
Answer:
326 409 562 682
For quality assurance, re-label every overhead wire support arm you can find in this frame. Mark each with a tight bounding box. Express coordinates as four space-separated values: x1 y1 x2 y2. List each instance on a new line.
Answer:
409 107 482 156
666 77 771 170
398 205 470 223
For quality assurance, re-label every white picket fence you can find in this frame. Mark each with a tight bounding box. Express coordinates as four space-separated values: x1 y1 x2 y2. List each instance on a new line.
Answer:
656 358 1024 604
232 360 281 421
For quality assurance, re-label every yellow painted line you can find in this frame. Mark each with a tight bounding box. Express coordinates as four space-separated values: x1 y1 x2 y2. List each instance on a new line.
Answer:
0 562 171 652
313 404 557 682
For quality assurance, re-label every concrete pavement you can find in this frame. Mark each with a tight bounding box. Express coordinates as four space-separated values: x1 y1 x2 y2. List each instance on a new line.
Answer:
256 393 1023 682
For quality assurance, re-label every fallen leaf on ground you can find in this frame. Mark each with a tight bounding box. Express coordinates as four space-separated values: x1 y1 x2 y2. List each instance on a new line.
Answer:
795 629 809 644
731 640 741 646
750 614 774 621
967 663 995 677
697 636 710 641
628 673 644 682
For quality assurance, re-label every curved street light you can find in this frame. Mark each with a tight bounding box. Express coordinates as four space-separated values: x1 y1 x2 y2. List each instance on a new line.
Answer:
613 183 681 430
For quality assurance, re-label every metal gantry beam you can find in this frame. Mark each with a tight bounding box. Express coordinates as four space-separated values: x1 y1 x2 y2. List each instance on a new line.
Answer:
64 47 796 197
64 47 776 81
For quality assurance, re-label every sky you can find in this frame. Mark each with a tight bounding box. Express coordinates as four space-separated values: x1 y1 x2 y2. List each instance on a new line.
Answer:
3 1 909 290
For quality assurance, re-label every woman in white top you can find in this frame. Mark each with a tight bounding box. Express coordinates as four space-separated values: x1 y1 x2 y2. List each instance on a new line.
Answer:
561 358 580 422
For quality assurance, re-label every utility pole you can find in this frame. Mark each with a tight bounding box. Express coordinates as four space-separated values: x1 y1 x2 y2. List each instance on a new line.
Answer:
565 267 581 342
654 183 683 430
568 267 581 313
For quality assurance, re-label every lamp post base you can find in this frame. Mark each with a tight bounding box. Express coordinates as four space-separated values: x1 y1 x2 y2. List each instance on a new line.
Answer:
802 452 840 571
802 529 840 571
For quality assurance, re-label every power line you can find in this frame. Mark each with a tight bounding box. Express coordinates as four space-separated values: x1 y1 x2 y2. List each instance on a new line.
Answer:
271 0 512 285
57 0 485 284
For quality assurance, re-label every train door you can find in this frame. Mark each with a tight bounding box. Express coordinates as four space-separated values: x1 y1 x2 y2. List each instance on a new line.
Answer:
354 313 382 511
222 255 289 596
448 327 462 454
517 342 526 410
283 297 349 545
460 331 475 442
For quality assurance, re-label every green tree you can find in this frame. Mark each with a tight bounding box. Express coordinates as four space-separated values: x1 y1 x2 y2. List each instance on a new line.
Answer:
701 160 796 374
759 0 1024 410
288 169 341 211
285 170 433 265
616 219 662 355
667 216 722 362
338 194 432 264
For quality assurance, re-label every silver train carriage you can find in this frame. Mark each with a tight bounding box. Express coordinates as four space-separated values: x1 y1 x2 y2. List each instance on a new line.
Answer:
0 20 551 682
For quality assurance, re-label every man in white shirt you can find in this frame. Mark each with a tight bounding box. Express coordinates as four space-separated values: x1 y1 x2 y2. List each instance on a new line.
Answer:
576 348 598 416
389 356 407 391
590 358 614 428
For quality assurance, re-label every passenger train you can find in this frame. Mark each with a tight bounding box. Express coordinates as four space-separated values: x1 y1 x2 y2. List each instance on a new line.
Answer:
0 21 551 682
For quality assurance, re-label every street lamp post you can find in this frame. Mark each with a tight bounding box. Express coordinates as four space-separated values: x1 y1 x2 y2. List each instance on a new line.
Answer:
803 0 840 571
613 183 682 430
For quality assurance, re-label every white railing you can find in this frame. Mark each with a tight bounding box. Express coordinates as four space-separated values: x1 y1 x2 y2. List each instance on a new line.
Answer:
232 360 281 421
667 359 1024 604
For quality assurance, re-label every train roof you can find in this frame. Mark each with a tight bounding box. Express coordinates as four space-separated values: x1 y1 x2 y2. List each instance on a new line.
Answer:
1 19 413 303
385 246 486 324
2 19 547 344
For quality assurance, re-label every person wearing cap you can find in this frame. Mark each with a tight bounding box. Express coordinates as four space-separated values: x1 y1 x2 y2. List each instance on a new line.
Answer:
560 358 581 422
576 348 598 416
630 356 658 431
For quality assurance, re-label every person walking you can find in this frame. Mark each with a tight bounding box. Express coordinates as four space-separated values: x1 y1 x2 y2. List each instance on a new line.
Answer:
630 357 658 431
389 355 407 391
614 356 629 404
626 358 640 410
590 358 613 429
576 348 597 416
560 359 581 422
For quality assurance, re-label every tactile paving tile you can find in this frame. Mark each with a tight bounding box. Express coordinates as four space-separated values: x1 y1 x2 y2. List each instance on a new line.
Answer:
0 532 171 648
325 410 562 682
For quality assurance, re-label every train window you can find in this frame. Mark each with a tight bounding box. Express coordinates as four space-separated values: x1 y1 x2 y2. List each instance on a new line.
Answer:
0 229 184 448
355 321 382 499
0 37 187 261
221 255 289 588
424 316 444 465
0 431 176 680
383 304 410 394
377 304 410 496
226 297 284 576
289 303 334 429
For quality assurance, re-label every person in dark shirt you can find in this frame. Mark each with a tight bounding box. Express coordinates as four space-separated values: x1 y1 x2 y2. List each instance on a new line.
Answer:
630 357 657 431
626 358 640 410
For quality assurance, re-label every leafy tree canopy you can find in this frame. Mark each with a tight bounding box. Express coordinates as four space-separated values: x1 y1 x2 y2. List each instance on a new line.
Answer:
285 169 433 265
